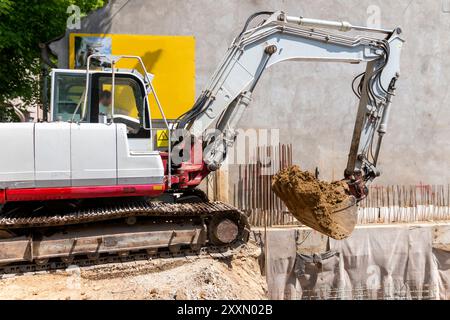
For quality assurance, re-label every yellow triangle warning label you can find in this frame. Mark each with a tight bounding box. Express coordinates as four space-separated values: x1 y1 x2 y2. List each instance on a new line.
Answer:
156 130 169 148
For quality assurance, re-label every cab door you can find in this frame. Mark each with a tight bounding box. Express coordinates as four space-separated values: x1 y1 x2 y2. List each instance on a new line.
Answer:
89 73 152 144
89 73 161 185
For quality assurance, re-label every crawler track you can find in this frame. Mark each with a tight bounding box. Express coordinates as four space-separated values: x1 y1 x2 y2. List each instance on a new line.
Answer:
0 198 251 270
0 201 245 229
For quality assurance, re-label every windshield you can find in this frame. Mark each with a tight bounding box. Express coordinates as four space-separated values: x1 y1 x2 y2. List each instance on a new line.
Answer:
52 72 86 122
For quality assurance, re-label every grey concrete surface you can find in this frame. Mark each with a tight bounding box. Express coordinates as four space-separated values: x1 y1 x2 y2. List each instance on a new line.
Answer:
265 223 450 300
52 0 450 186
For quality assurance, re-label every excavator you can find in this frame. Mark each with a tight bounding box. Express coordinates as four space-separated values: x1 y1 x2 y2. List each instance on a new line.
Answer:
0 11 403 269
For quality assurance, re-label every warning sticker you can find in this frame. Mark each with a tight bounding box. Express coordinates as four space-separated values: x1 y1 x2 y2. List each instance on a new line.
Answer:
156 129 169 148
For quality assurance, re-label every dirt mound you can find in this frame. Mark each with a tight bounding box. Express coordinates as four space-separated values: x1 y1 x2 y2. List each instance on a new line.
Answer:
272 166 357 240
0 244 267 300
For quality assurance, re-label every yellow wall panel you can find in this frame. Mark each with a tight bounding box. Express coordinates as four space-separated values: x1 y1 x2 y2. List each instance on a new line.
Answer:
69 34 195 120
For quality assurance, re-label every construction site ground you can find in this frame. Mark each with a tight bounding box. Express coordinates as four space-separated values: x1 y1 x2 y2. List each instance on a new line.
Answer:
0 243 267 300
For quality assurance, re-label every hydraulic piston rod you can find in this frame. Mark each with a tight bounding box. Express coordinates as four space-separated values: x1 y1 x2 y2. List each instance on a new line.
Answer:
279 13 393 34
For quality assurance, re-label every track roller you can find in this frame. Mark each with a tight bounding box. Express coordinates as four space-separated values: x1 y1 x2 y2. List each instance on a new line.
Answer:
208 211 250 246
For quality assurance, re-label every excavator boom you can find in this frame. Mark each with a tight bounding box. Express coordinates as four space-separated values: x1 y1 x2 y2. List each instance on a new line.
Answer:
176 11 404 194
174 11 404 238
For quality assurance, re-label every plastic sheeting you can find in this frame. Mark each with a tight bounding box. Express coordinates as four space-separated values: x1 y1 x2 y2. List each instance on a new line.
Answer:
266 225 450 300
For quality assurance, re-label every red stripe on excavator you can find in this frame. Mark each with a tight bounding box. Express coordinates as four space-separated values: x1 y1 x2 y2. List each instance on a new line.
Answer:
4 184 165 203
0 189 5 204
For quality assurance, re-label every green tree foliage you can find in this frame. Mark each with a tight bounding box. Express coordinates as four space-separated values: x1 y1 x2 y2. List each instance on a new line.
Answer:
0 0 105 121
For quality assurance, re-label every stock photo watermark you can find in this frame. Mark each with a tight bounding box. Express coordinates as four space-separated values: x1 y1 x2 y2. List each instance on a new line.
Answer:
443 0 450 13
367 5 381 29
170 128 280 175
66 4 81 30
66 265 81 290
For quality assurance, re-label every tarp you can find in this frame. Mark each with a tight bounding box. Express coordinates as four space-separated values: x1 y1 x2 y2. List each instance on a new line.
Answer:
266 225 450 300
265 229 298 300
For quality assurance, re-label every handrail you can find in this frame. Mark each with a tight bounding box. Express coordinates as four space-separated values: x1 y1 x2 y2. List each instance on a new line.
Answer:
78 54 172 187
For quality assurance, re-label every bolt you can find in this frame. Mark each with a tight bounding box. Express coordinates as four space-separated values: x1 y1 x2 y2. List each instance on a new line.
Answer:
265 45 278 55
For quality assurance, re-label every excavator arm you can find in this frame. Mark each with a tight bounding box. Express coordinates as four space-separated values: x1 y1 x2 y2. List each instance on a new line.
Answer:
175 11 404 201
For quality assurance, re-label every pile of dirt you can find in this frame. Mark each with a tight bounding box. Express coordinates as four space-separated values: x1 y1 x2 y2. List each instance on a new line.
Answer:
0 244 267 300
272 166 357 240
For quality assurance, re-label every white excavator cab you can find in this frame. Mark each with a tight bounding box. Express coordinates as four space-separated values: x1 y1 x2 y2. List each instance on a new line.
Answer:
51 69 150 135
0 56 171 198
51 54 172 144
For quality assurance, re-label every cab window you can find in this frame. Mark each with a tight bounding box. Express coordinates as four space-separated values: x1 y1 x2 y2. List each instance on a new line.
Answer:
52 73 87 122
97 76 143 123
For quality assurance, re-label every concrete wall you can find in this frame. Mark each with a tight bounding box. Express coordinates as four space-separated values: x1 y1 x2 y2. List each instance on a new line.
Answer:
52 0 450 186
264 224 450 300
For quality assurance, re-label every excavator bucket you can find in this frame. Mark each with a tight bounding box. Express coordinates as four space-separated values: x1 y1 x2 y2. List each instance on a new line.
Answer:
272 166 358 240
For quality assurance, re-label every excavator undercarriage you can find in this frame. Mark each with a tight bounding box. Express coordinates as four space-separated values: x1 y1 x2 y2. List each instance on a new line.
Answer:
0 193 250 271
